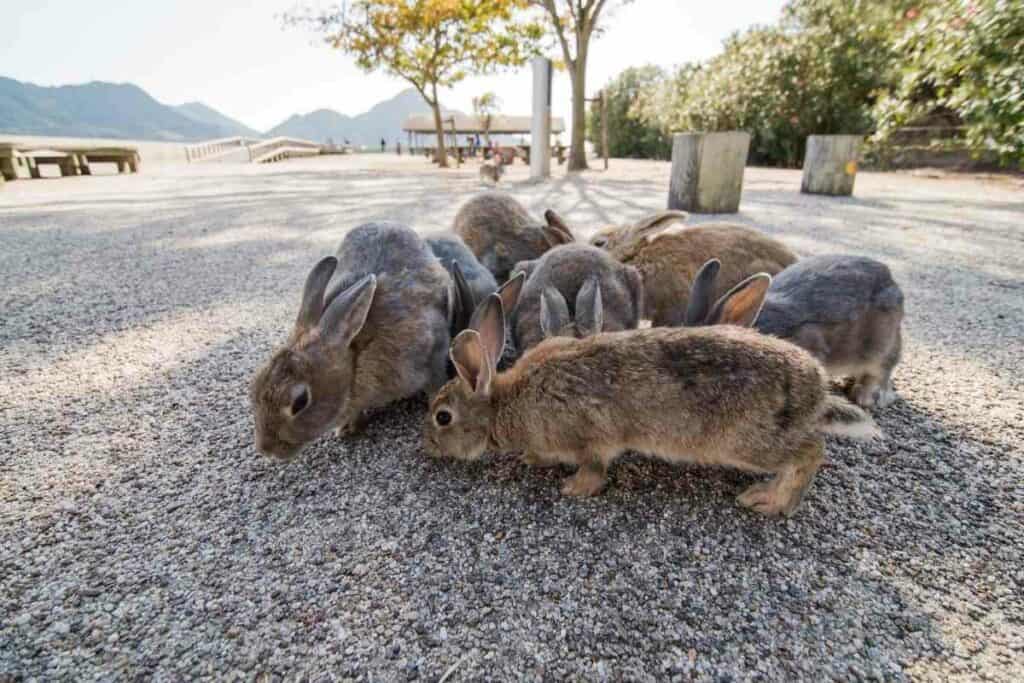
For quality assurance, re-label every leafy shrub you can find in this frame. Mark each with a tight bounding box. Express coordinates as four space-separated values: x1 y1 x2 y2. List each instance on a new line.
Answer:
873 1 1024 167
587 66 672 160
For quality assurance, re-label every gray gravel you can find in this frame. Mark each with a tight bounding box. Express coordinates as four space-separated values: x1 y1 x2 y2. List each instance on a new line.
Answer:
1 156 1022 681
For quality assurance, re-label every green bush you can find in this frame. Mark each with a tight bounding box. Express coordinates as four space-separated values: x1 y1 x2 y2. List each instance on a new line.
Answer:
586 66 672 160
638 0 908 166
873 1 1024 167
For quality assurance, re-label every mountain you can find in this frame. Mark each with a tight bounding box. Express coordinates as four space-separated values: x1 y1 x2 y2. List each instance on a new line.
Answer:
266 108 354 144
175 101 260 138
266 88 459 147
0 77 225 141
0 77 457 146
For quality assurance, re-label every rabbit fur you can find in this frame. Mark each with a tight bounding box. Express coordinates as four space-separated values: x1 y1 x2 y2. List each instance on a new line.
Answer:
683 255 904 408
424 294 880 516
587 214 796 326
509 244 644 352
250 222 452 459
453 192 575 282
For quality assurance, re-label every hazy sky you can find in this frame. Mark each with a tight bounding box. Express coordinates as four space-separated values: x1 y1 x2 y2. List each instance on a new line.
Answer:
3 0 786 132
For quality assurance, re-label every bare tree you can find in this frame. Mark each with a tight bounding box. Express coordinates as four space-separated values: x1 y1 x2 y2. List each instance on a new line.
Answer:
532 1 629 171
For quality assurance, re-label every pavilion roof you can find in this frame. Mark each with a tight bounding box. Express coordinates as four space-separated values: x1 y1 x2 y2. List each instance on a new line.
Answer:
401 113 565 135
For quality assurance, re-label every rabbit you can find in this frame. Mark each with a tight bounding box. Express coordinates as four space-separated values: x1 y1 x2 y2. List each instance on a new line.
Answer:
423 294 880 516
452 192 575 282
508 244 644 352
250 222 453 459
479 157 505 184
426 232 499 337
682 255 904 408
587 213 796 327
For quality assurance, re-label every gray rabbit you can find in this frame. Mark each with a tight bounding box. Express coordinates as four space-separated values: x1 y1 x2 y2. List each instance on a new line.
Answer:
683 255 904 408
426 232 498 337
510 244 644 352
453 192 575 282
250 222 452 459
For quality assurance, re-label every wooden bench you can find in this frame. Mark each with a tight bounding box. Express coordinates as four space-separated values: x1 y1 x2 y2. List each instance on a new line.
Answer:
0 142 139 181
514 145 567 166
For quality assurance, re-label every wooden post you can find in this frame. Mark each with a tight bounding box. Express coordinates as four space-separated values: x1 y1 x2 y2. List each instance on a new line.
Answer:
600 90 609 170
668 131 750 214
77 153 92 176
801 135 861 196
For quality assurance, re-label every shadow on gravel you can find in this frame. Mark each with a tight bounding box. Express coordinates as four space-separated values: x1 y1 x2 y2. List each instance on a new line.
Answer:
4 316 1020 679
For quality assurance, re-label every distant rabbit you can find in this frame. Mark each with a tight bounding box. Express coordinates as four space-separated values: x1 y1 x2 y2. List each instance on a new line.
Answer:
479 156 505 184
424 294 880 516
508 244 644 352
250 222 452 459
426 232 498 337
683 255 904 408
589 215 797 326
453 192 575 282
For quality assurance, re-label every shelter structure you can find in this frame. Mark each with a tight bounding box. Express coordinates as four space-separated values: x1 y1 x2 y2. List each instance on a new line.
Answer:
401 113 566 163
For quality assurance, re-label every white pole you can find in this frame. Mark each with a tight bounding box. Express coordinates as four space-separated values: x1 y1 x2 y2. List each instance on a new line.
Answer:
530 56 552 181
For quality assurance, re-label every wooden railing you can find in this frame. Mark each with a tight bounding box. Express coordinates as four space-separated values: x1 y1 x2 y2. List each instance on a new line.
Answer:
185 136 262 162
247 137 322 164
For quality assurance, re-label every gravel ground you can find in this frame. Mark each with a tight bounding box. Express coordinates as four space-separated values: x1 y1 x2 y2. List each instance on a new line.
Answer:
1 155 1022 681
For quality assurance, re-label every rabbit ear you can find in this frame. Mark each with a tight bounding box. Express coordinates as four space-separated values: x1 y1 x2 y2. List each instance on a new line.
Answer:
450 261 475 335
684 259 722 326
624 264 645 323
497 270 525 315
575 277 604 337
295 256 338 332
512 259 539 283
450 330 493 396
542 211 575 248
468 293 504 373
630 210 688 241
706 273 772 328
540 287 571 339
544 209 574 235
319 274 377 349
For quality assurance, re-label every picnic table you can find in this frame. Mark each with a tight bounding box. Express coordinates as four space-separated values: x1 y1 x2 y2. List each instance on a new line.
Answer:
516 144 568 166
0 141 140 181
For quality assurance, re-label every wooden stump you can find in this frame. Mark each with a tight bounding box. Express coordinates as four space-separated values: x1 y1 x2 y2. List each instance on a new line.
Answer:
668 131 750 213
801 135 861 196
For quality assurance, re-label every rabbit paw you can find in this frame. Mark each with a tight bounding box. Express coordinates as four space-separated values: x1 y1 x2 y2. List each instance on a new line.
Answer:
334 413 368 439
737 480 791 517
561 467 607 497
875 387 898 409
521 451 558 468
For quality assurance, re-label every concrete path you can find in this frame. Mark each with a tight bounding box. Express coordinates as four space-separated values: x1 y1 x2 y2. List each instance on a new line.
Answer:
2 155 1022 680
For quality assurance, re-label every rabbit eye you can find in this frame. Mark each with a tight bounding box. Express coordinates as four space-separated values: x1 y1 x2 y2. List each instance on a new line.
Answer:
290 388 310 416
593 237 608 248
435 409 453 427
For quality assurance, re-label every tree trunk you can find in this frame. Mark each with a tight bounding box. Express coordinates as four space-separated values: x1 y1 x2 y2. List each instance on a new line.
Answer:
568 61 589 171
431 95 448 169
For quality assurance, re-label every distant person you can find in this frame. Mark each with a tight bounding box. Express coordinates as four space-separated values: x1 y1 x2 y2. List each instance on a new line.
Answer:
380 137 386 153
397 141 402 156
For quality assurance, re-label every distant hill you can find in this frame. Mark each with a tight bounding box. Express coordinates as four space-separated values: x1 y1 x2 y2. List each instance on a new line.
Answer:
175 101 260 138
266 88 460 147
0 77 224 141
0 77 462 146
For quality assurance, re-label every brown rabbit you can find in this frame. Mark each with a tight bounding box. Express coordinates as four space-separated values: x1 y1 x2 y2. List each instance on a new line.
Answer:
452 192 575 282
589 216 797 326
424 295 880 517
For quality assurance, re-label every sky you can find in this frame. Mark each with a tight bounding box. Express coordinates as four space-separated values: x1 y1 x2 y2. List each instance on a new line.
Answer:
2 0 787 133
